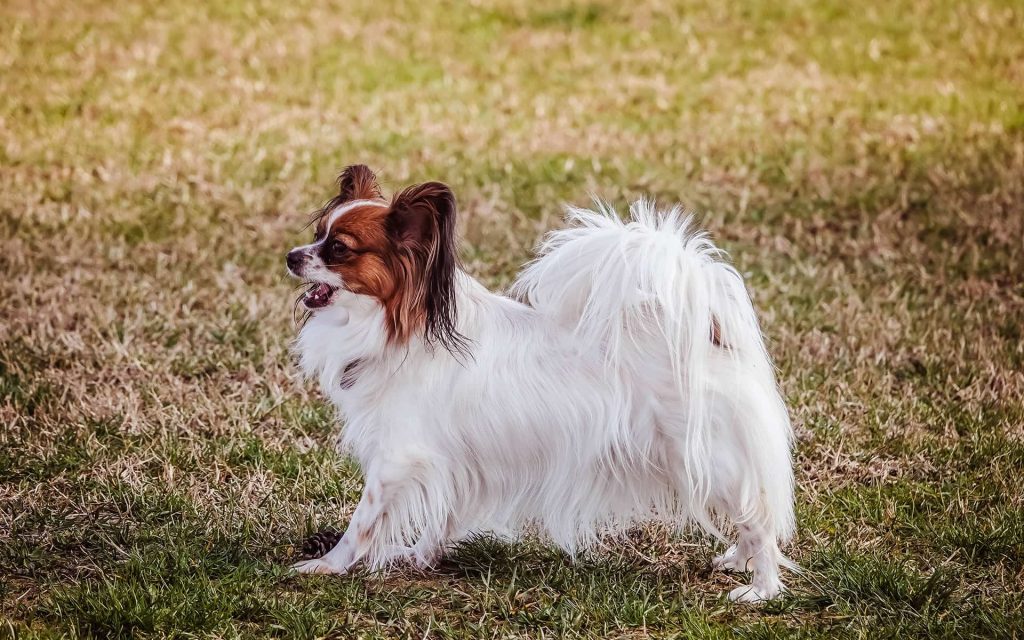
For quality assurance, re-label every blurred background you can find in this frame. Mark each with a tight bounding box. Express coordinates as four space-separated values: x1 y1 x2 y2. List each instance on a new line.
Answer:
2 0 1022 637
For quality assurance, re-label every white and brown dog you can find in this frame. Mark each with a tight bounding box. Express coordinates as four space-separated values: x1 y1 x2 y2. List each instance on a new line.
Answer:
286 165 795 602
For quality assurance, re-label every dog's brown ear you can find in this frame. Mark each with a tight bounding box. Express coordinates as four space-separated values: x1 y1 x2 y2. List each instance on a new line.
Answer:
310 165 383 239
388 182 452 246
387 182 469 358
337 165 382 202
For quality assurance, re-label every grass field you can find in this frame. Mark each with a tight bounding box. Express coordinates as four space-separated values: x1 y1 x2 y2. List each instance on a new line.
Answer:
2 0 1023 637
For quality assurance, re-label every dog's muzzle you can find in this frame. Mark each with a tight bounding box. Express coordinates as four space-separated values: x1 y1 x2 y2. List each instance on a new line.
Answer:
286 249 310 277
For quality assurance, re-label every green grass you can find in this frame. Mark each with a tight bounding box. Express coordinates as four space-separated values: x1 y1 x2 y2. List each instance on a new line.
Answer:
2 0 1023 637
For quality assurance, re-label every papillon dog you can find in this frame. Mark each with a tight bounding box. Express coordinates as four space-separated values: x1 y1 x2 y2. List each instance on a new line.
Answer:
286 165 795 602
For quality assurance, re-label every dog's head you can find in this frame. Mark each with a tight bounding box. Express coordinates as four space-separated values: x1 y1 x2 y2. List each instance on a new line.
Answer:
286 165 466 354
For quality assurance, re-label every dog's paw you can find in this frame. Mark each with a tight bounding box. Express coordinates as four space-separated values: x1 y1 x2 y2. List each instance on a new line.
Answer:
291 558 347 575
727 583 781 603
712 545 749 572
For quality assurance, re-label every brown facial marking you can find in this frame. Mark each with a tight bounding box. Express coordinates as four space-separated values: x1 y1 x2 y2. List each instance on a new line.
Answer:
322 203 396 296
337 233 359 249
314 174 468 355
319 199 419 341
306 166 469 355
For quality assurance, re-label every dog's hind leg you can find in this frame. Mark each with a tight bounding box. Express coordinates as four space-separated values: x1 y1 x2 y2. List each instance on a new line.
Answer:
715 519 784 602
706 385 791 602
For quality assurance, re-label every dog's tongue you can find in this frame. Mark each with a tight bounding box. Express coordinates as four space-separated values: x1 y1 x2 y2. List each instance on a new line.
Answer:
303 283 334 309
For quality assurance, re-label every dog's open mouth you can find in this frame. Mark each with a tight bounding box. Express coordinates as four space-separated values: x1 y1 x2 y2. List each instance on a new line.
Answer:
303 283 337 309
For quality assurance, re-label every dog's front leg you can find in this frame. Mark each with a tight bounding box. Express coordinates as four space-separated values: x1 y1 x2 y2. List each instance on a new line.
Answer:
292 455 437 575
290 488 378 574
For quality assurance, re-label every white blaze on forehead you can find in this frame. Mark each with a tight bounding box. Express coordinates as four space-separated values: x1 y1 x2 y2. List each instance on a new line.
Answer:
326 199 388 230
294 198 387 255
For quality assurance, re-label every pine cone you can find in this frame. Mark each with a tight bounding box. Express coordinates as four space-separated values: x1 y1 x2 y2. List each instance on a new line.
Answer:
301 529 343 558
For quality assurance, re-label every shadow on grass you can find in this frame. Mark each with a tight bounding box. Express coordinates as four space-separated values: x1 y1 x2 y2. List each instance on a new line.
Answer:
28 525 1024 639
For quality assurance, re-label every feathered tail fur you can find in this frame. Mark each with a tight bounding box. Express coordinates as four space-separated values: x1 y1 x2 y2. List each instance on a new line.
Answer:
512 200 795 546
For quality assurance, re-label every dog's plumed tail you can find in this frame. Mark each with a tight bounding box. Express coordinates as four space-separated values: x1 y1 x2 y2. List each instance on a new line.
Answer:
512 199 795 545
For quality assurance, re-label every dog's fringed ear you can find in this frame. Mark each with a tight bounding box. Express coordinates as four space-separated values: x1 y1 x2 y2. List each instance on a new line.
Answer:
311 165 383 235
337 164 383 202
387 182 469 358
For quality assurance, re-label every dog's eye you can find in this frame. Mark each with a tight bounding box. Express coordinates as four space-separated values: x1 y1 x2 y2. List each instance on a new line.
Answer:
330 239 348 254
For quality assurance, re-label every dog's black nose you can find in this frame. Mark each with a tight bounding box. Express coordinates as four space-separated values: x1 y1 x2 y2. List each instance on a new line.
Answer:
286 249 307 273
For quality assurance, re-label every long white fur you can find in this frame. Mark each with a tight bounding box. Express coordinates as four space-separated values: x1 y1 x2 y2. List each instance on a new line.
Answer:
292 199 795 602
